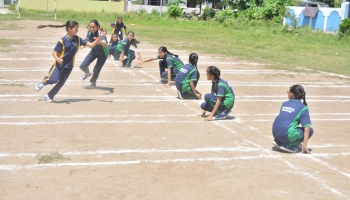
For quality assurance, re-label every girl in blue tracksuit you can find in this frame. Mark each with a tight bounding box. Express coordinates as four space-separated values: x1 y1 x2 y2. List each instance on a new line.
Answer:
35 20 101 102
138 46 184 88
175 53 201 99
79 20 109 88
272 85 314 154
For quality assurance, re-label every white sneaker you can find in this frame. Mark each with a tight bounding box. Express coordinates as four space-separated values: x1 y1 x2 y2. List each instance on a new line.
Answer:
44 94 52 103
80 72 92 80
36 82 45 91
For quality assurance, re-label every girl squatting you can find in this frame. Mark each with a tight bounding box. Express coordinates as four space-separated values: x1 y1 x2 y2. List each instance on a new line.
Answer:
272 85 314 153
200 66 235 121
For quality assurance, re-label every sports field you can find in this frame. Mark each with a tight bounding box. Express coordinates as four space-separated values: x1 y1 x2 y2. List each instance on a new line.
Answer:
0 20 349 199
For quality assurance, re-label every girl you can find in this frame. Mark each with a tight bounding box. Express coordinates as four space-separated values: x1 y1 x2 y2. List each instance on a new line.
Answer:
108 34 119 60
115 31 142 68
138 46 184 88
79 20 109 88
110 17 127 42
175 53 201 99
199 66 235 121
35 20 101 102
272 85 314 154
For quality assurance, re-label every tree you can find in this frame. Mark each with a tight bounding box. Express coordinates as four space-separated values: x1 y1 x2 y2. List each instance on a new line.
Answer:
188 0 213 14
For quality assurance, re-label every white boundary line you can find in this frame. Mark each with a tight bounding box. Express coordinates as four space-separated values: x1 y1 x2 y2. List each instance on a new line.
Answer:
1 99 349 102
0 147 260 157
0 155 280 171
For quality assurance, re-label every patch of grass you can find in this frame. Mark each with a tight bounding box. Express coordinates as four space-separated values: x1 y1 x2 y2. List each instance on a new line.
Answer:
0 38 23 47
1 9 349 76
0 22 23 30
8 4 17 11
37 151 70 164
0 83 25 87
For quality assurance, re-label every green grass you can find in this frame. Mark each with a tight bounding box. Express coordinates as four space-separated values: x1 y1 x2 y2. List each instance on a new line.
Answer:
0 22 23 30
37 151 70 164
1 9 349 76
0 38 23 47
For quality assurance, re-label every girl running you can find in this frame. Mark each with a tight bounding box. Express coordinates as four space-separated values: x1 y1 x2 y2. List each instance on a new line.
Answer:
79 20 109 88
175 53 201 99
35 20 101 102
115 31 142 68
110 16 127 42
199 66 235 121
138 46 184 88
272 85 314 154
108 34 119 60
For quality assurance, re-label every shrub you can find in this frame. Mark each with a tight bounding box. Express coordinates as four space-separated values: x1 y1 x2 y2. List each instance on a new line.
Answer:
339 19 350 37
202 6 215 21
151 9 160 16
8 4 16 11
168 5 182 18
214 9 235 23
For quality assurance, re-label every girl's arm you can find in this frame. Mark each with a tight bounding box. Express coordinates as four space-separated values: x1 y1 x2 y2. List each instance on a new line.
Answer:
137 57 158 66
85 35 102 48
166 68 171 88
52 51 63 64
119 51 125 67
99 39 107 47
301 127 311 154
136 51 142 62
190 81 201 99
205 96 222 121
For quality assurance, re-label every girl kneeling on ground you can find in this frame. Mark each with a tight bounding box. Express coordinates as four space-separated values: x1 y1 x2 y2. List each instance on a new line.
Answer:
199 66 235 121
116 31 142 68
272 85 314 154
175 53 201 99
138 46 184 88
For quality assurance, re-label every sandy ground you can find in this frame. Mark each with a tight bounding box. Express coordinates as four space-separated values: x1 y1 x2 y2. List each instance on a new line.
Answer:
0 20 349 200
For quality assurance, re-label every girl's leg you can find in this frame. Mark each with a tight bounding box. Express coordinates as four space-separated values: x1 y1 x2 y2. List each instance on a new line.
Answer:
114 48 120 61
288 127 314 147
80 52 96 80
90 56 107 84
159 60 167 79
118 32 123 40
36 63 62 91
123 50 135 67
180 90 200 99
200 94 217 112
108 46 114 56
47 68 72 100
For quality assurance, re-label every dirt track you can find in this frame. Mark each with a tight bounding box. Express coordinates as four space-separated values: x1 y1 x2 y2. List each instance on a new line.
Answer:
0 20 349 199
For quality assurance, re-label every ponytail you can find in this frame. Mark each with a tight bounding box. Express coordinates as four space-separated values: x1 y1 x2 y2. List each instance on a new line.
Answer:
290 85 307 106
37 24 65 29
189 53 200 81
37 20 79 32
207 66 220 93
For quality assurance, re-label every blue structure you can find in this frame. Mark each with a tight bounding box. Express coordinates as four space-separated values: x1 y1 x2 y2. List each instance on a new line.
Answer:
283 2 350 32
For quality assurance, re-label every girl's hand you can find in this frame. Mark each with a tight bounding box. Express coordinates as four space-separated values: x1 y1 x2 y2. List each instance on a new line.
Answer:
165 83 171 88
56 58 63 64
137 61 143 67
196 93 202 99
204 115 213 121
198 111 206 117
301 144 310 154
79 46 85 50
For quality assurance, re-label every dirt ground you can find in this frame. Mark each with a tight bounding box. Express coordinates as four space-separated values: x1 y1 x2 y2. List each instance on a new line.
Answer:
0 20 349 200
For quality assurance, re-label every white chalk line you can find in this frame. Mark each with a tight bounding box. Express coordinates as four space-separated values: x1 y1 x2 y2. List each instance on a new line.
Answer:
1 98 350 103
1 113 350 119
299 155 350 179
0 154 280 171
0 147 260 158
1 79 347 86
